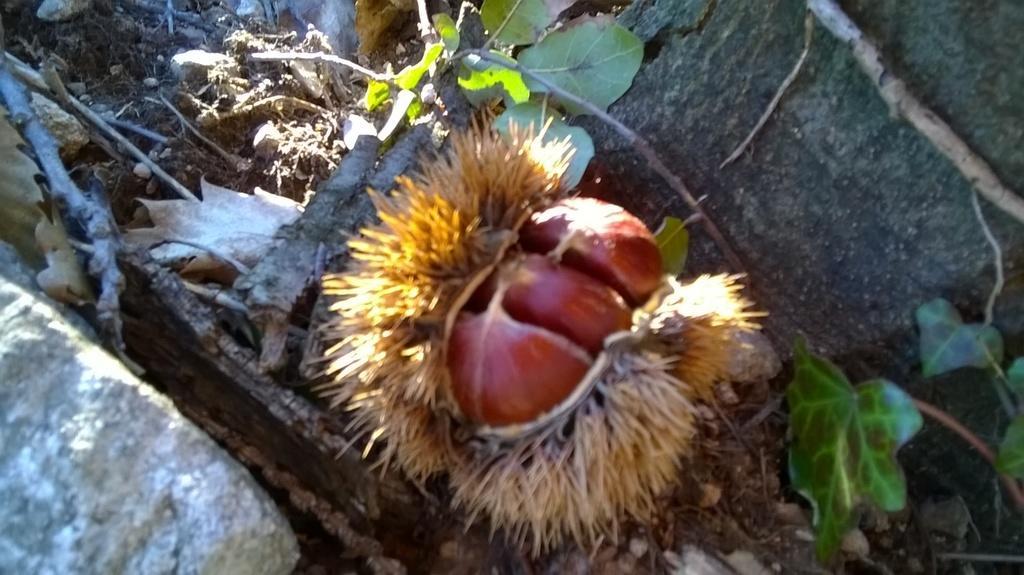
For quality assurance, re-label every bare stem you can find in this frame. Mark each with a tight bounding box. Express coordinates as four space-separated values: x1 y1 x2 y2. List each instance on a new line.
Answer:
249 51 388 81
481 0 526 51
459 49 746 273
969 191 1004 326
808 0 1024 225
414 0 435 42
936 552 1024 564
912 398 1024 511
721 11 813 168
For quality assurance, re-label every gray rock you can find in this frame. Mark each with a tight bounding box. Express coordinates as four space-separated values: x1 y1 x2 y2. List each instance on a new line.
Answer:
586 0 1024 363
29 93 89 159
0 276 299 574
0 242 97 338
724 329 782 383
36 0 92 21
170 50 239 82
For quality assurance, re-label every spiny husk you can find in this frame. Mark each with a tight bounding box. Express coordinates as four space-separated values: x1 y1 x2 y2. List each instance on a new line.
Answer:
319 124 758 553
446 274 755 554
319 123 572 475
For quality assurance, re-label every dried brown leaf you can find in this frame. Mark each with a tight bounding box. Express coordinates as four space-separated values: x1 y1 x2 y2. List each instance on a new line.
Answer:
123 179 302 282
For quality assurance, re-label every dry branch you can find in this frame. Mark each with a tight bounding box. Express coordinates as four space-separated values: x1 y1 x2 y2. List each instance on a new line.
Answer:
153 94 251 172
3 53 199 201
0 63 126 348
808 0 1024 225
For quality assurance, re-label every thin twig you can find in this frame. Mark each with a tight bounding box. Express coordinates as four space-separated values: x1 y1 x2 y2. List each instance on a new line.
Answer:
937 552 1024 564
969 191 1004 326
164 0 174 34
0 64 126 349
122 0 216 31
414 0 435 42
721 11 813 168
808 0 1024 225
912 398 1024 511
4 55 199 201
102 115 169 144
481 0 526 51
165 238 252 275
152 94 251 172
197 94 328 124
249 51 387 81
182 280 248 313
459 49 746 273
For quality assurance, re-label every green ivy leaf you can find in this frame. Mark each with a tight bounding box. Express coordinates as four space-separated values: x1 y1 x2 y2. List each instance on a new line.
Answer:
394 42 444 91
915 298 1004 377
432 13 460 53
518 20 642 115
996 416 1024 478
1006 358 1024 397
480 0 575 46
787 339 922 561
364 79 391 112
494 102 593 188
458 51 530 107
653 217 689 276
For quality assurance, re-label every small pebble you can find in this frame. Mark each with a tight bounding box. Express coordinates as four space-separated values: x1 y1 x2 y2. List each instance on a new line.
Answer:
109 64 124 76
919 497 970 539
840 529 870 558
698 483 722 508
775 502 809 526
438 540 458 559
142 77 159 88
724 550 771 575
628 537 648 558
133 162 152 180
794 529 814 542
420 82 437 106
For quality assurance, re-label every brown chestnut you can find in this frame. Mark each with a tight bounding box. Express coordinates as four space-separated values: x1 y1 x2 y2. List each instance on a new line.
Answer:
448 306 591 426
519 197 662 305
501 255 631 354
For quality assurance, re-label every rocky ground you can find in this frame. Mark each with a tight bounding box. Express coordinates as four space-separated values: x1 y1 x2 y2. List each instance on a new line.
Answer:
0 0 1021 573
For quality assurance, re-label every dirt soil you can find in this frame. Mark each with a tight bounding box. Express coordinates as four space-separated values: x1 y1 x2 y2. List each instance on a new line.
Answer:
2 2 978 573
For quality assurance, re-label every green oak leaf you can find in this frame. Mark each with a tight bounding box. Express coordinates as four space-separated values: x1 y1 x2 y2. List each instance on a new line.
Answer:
394 42 444 91
996 416 1024 478
494 102 593 188
518 20 642 115
1006 358 1024 397
915 298 1003 377
653 216 689 276
364 79 391 112
480 0 575 45
432 13 460 53
787 339 923 561
457 51 530 107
